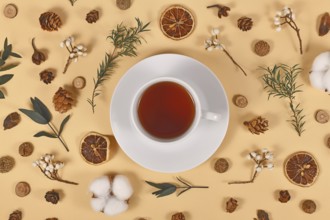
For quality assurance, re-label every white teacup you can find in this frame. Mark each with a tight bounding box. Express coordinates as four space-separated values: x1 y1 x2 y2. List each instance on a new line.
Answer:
131 77 221 142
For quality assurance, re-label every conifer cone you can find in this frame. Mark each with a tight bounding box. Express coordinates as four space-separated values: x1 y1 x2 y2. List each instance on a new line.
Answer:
244 116 268 135
53 87 74 113
86 10 99 23
39 12 62 31
237 16 253 31
40 70 55 84
9 210 22 220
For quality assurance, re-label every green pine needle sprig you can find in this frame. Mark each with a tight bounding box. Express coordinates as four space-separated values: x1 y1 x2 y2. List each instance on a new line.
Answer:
260 64 306 136
87 18 150 113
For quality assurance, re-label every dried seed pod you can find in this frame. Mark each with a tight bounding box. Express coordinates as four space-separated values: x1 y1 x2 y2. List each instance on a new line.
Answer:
4 4 18 19
8 210 22 220
32 38 46 65
214 158 229 173
86 10 99 23
233 94 248 108
171 212 185 220
318 12 330 36
256 210 269 220
243 116 269 135
116 0 131 10
15 181 31 197
302 200 316 214
254 40 270 56
315 109 329 123
45 190 60 204
206 4 230 18
73 76 86 89
0 156 15 173
237 16 253 31
278 190 291 203
40 70 55 84
226 198 238 213
3 112 20 130
18 142 34 157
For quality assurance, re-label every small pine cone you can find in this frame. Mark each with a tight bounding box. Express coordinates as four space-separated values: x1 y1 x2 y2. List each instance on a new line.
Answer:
39 12 62 31
237 16 253 31
45 190 60 204
9 210 22 220
46 218 58 220
243 116 269 135
86 10 99 23
40 70 55 84
172 212 185 220
53 87 74 113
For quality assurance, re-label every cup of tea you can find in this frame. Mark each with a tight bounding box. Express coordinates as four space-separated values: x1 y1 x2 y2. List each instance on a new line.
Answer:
131 77 221 142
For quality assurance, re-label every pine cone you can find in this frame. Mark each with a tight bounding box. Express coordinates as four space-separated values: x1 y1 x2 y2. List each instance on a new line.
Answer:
86 10 99 23
53 87 74 113
40 70 55 84
45 190 60 204
172 212 185 220
243 116 268 135
39 12 62 31
9 210 22 220
237 16 253 31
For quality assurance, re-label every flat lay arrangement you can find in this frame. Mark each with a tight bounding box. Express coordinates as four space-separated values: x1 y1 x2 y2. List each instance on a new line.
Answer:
1 0 330 219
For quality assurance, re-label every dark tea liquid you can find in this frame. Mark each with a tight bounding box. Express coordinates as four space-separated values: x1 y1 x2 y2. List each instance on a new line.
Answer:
137 81 196 140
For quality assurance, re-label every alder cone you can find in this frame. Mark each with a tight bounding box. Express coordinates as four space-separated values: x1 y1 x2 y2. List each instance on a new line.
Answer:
9 210 22 220
237 16 253 31
53 87 74 113
244 116 268 135
86 10 99 23
39 12 62 31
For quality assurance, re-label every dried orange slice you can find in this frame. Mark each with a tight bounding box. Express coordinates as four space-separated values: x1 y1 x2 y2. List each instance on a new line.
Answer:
160 5 195 40
80 132 110 165
284 152 319 187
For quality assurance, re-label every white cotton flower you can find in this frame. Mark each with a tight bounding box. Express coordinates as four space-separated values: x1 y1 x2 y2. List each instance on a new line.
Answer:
45 171 51 176
250 152 257 158
211 28 220 36
311 51 330 72
77 45 84 50
322 69 330 92
276 26 282 32
256 166 262 172
310 71 326 90
65 40 71 47
69 53 76 58
213 39 220 46
112 175 133 201
103 196 128 216
283 8 290 16
90 197 108 212
69 36 74 43
32 162 37 167
77 51 83 56
265 153 274 160
262 148 268 153
274 20 281 25
291 14 296 20
60 42 65 48
255 154 262 161
267 163 274 169
205 39 212 45
207 47 214 52
89 176 111 198
276 11 282 16
42 163 47 169
274 16 280 22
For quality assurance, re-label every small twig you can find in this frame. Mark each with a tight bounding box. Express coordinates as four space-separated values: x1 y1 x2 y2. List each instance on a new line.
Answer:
223 48 247 76
228 171 258 185
48 123 69 152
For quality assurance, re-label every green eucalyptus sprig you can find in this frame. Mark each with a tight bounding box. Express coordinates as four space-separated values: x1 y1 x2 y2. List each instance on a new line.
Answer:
261 64 306 136
87 18 150 113
19 97 70 152
146 177 208 198
0 38 22 99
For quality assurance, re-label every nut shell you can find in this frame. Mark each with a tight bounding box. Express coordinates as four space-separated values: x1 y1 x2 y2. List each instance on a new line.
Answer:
3 112 20 130
18 142 34 157
214 158 229 173
284 152 319 187
233 94 248 108
116 0 131 10
0 156 15 173
254 40 270 56
315 109 329 123
80 132 110 165
73 76 86 89
302 200 316 214
226 198 238 213
15 181 31 197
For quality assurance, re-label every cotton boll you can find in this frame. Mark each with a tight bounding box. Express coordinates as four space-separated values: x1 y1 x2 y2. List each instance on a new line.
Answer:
90 197 108 212
103 196 128 216
89 176 111 198
112 175 133 201
322 69 330 92
311 52 330 72
310 71 326 90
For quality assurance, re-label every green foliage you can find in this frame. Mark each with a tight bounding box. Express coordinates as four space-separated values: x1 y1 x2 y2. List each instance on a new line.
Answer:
261 64 305 136
87 18 150 113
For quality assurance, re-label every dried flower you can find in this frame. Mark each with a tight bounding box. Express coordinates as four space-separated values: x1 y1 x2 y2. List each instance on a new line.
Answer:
204 28 247 76
33 153 78 185
31 38 46 65
278 190 291 203
254 210 270 220
60 36 87 74
226 198 238 213
229 148 274 184
8 210 22 220
39 70 55 84
45 190 60 204
206 4 230 18
274 6 303 54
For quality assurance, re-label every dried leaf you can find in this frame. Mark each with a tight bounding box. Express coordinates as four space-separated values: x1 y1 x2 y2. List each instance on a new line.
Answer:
31 97 52 123
0 74 13 85
34 131 57 138
58 115 70 136
19 109 48 124
3 112 20 130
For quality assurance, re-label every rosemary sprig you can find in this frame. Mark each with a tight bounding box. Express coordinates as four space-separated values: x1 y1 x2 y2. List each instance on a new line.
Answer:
145 177 208 198
261 64 306 136
87 18 150 113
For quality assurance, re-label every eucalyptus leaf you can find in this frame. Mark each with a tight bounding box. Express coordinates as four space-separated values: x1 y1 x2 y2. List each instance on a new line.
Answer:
10 52 22 58
19 109 48 124
153 186 177 197
0 64 19 72
2 44 12 60
145 181 176 190
0 74 13 85
0 90 4 99
31 97 51 123
34 131 57 138
0 59 5 66
58 115 70 136
4 38 8 48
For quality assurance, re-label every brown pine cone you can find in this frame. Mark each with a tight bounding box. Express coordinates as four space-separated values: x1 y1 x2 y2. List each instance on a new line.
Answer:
45 190 60 204
39 12 62 31
46 218 58 220
237 16 253 31
244 116 269 135
9 210 22 220
53 87 74 113
40 70 55 84
172 212 185 220
86 10 99 23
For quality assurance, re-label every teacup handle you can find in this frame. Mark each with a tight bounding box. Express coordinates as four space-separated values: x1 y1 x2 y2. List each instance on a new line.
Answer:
202 111 221 122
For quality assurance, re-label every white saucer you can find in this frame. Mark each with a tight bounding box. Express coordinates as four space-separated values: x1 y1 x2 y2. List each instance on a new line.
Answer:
110 54 229 173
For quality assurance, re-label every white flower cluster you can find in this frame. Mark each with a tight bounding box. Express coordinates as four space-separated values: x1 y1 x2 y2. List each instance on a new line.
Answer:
247 148 274 173
89 175 133 216
274 6 296 32
310 51 330 92
32 154 64 177
204 28 225 51
60 36 87 62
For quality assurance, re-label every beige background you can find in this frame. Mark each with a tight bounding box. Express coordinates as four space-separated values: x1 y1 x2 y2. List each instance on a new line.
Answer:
1 0 330 219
